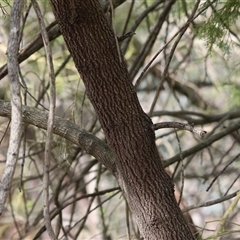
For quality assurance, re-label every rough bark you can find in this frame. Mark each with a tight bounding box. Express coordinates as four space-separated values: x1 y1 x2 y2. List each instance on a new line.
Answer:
49 0 194 239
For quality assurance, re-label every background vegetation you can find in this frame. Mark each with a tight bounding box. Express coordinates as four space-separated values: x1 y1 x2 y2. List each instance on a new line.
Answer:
0 0 240 239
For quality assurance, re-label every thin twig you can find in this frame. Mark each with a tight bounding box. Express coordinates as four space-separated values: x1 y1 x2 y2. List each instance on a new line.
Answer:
0 120 11 145
135 0 218 88
125 199 131 239
224 173 240 196
148 0 201 116
9 191 22 238
174 129 185 206
58 190 121 240
33 188 120 240
0 1 126 80
153 121 207 138
109 0 122 63
31 0 56 239
121 0 135 36
206 152 240 192
182 190 240 213
164 121 240 167
130 0 175 81
121 0 164 55
18 67 28 192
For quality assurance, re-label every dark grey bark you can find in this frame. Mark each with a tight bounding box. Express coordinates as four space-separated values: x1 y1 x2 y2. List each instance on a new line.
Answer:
49 0 194 239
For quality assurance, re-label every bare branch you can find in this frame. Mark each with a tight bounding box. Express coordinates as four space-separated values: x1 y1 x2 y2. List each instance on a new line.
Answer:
129 0 175 81
32 0 56 239
182 190 240 213
174 129 185 206
148 0 201 115
0 0 127 80
164 121 240 167
151 109 240 125
206 152 240 192
33 188 121 240
153 121 207 138
121 0 164 54
0 0 24 217
0 100 115 174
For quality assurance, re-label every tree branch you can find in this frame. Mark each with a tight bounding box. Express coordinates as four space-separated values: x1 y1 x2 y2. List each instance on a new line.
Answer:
2 99 238 173
153 121 207 138
148 0 201 115
152 109 240 125
0 100 115 175
32 0 56 238
182 190 240 213
0 0 127 80
0 0 24 217
164 120 240 167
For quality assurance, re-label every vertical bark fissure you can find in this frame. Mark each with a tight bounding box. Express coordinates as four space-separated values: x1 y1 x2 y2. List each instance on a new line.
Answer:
49 0 194 239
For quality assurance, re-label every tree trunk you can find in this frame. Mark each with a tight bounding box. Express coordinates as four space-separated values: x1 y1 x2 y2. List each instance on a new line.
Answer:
49 0 194 239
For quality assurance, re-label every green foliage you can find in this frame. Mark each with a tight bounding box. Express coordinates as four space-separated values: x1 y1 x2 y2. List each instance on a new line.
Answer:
196 0 240 54
223 83 240 109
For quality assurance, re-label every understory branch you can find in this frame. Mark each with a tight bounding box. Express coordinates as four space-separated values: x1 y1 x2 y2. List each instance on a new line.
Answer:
164 121 240 167
0 0 24 217
153 121 207 138
0 100 115 174
1 100 239 173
